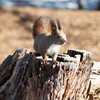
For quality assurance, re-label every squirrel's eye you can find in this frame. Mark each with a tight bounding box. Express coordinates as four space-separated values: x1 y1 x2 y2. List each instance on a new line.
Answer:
57 36 60 38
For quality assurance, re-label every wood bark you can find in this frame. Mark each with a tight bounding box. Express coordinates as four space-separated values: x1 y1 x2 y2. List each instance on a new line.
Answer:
0 48 93 100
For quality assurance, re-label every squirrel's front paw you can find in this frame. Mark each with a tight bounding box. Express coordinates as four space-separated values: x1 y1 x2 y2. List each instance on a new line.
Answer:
43 59 48 64
52 60 58 64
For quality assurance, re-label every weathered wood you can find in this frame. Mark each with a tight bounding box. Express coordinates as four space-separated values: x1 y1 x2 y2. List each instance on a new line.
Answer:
0 48 93 100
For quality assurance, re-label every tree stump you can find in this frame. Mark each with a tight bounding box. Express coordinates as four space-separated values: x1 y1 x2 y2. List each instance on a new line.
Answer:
0 48 93 100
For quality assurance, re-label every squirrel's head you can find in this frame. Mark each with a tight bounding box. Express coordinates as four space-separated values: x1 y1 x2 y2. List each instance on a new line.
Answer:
50 19 67 45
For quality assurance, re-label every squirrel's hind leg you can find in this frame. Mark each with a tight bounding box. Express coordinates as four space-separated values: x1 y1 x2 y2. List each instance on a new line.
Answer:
42 53 48 64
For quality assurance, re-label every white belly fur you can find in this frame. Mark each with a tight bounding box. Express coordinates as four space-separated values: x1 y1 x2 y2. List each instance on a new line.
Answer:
47 44 61 56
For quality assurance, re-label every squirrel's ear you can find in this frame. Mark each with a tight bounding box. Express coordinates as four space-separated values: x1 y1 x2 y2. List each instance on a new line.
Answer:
57 19 62 30
50 20 57 35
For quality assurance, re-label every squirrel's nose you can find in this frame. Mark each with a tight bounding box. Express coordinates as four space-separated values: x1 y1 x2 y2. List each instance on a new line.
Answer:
62 39 67 44
63 39 67 43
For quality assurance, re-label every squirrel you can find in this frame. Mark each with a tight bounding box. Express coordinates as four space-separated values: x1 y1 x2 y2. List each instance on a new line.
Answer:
33 16 67 64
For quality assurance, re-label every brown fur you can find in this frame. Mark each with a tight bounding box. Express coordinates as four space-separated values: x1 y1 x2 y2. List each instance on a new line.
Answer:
33 16 60 38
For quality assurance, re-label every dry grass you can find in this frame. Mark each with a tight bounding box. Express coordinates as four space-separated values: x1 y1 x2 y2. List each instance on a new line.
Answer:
0 6 100 64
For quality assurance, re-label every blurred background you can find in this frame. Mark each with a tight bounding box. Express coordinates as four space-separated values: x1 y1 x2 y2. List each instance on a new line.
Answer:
0 0 100 64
